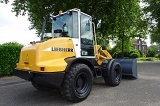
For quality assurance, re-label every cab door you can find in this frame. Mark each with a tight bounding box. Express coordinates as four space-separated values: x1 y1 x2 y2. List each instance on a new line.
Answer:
80 13 94 57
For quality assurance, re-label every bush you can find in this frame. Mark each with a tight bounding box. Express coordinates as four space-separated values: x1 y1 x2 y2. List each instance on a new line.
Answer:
146 48 156 57
138 50 143 57
129 50 140 58
0 42 23 76
158 54 160 58
112 49 141 58
129 53 140 58
112 50 126 58
107 49 114 56
112 51 129 58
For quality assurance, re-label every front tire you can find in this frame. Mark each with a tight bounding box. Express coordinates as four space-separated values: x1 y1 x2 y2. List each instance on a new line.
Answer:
104 61 122 86
60 64 93 102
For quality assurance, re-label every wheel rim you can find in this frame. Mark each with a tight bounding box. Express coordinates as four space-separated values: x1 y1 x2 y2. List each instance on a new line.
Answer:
75 72 88 95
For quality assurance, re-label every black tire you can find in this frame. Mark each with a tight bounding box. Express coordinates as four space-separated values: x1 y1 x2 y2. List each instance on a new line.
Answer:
104 61 122 86
60 64 93 102
31 81 51 91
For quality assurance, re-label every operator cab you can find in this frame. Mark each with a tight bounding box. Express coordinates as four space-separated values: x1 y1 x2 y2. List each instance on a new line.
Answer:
52 8 94 57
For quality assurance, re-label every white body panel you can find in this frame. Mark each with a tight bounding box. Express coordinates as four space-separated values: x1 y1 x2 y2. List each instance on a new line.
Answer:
72 38 81 57
71 9 81 58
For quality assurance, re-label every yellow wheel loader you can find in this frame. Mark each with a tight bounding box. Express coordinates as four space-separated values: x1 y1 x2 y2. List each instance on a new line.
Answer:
13 8 137 102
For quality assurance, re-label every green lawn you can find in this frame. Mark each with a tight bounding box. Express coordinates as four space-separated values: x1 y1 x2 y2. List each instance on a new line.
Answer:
137 57 160 61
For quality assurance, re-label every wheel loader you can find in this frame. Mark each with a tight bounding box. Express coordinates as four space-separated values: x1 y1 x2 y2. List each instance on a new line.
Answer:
13 8 137 102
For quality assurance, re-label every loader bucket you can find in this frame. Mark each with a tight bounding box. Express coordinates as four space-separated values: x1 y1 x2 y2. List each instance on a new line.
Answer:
115 58 137 79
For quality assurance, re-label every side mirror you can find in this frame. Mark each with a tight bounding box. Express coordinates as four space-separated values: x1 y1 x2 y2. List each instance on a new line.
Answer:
53 16 56 21
97 19 101 29
40 17 46 41
85 23 90 31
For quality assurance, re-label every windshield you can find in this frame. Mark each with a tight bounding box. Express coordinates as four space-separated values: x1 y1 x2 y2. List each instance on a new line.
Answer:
52 13 72 37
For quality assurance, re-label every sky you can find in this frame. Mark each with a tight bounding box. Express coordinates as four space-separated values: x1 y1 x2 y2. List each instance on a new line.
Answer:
0 1 39 45
0 1 151 46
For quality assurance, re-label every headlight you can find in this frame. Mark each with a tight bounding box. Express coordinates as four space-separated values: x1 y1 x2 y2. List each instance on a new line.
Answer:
81 50 88 56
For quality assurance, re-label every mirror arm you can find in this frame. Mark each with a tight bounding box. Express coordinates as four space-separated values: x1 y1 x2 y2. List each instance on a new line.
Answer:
40 17 46 41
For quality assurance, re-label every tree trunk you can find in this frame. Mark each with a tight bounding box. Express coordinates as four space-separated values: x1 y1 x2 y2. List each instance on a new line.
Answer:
121 29 125 58
121 38 124 58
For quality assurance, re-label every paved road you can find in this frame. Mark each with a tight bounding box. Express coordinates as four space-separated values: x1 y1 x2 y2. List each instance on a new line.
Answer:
0 62 160 106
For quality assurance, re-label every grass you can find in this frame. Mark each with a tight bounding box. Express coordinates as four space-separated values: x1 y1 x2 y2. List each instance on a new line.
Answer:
137 57 160 61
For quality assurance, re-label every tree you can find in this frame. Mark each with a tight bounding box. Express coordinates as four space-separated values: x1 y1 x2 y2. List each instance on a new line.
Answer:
113 39 133 52
143 0 160 44
112 39 134 57
1 0 147 53
9 0 118 35
0 0 8 3
110 0 148 57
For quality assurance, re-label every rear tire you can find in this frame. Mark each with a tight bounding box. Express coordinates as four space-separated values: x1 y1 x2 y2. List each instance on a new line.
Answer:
31 81 51 91
104 61 122 86
60 64 93 102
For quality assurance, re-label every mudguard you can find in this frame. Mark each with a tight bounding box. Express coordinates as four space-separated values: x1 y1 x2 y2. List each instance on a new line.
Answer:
115 58 137 79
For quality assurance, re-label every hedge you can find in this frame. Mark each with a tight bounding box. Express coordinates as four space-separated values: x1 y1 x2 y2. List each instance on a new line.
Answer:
112 49 140 58
0 42 23 76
